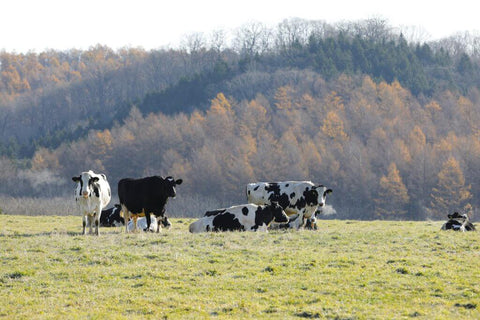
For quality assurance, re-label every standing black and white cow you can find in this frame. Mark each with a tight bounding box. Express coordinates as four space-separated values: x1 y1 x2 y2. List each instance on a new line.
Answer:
72 170 111 235
189 202 288 233
100 204 124 227
118 176 182 233
441 212 476 232
246 181 332 229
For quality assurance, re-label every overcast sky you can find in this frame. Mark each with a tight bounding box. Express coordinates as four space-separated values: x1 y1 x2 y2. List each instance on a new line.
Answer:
1 0 479 52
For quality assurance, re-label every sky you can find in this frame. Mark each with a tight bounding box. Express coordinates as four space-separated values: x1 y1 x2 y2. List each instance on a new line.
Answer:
1 0 479 53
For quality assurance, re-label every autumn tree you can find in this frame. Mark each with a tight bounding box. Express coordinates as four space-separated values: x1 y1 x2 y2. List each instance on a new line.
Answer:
205 93 234 138
430 157 471 219
374 163 410 219
322 111 348 141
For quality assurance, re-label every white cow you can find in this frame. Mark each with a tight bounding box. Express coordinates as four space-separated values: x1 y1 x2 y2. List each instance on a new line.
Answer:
72 170 111 235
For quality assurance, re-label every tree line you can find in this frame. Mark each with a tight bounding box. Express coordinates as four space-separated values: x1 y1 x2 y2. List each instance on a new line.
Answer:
2 74 478 219
1 18 480 219
2 18 480 158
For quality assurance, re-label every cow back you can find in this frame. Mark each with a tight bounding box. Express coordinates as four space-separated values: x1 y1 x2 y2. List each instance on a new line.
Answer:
247 181 316 213
118 176 173 216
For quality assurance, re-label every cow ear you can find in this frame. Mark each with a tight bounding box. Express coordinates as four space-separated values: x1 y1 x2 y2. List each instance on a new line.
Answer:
326 189 333 194
72 176 81 182
175 179 183 185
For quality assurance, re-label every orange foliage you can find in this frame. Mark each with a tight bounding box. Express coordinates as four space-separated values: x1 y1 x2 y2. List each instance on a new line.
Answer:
322 111 348 141
274 86 294 110
375 162 410 219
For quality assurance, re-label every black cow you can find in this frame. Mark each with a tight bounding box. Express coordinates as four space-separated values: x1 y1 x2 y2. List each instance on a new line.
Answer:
118 176 182 232
441 212 476 232
100 204 124 227
189 202 289 233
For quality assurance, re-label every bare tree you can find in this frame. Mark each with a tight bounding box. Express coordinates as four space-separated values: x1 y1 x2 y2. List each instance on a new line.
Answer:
275 18 312 51
180 32 207 54
397 25 431 44
208 29 227 52
233 21 272 57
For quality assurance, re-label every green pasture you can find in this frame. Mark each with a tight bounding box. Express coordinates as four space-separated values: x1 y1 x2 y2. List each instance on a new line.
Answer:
0 216 479 319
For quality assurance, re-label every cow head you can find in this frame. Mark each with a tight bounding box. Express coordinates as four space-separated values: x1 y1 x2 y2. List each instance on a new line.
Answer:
448 212 467 220
163 176 183 198
270 201 289 223
160 216 172 229
72 171 100 199
313 185 333 207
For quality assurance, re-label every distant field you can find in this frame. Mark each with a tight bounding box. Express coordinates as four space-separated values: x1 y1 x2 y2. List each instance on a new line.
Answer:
0 216 479 319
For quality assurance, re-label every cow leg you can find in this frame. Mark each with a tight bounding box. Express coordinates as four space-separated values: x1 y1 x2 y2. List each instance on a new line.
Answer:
289 213 305 230
145 213 152 232
95 207 101 236
133 215 138 232
121 205 130 233
299 214 306 229
82 214 87 235
95 218 99 235
87 215 94 234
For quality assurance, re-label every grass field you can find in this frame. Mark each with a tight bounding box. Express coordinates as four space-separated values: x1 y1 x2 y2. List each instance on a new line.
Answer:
0 215 479 319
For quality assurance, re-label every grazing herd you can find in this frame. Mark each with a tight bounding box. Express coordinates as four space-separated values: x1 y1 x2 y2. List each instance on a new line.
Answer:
72 170 476 235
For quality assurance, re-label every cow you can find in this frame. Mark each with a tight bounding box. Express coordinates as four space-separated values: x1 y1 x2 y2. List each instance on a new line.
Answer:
441 212 476 232
127 215 172 232
246 181 332 229
189 202 288 233
118 175 182 233
100 204 124 227
72 170 111 235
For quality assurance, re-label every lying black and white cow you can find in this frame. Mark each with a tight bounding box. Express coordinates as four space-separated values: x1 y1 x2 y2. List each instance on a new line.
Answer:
100 204 124 227
189 202 288 233
246 181 332 229
118 175 182 233
72 170 111 235
441 212 476 232
126 214 172 232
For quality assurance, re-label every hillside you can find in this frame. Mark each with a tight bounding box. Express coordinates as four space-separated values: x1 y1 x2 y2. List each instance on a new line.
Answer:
1 18 480 219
